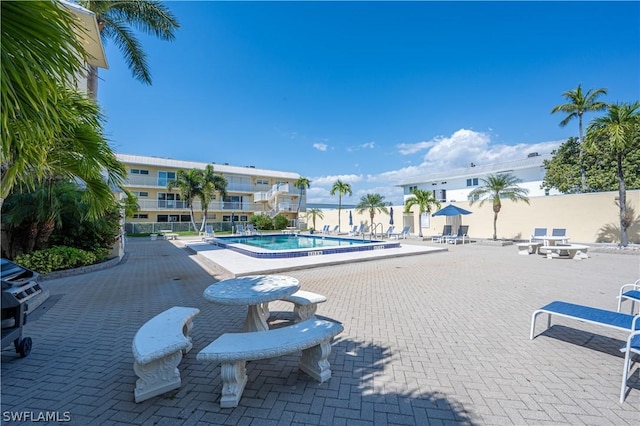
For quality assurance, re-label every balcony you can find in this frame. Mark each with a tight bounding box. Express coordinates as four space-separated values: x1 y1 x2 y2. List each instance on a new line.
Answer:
125 175 281 193
134 199 271 213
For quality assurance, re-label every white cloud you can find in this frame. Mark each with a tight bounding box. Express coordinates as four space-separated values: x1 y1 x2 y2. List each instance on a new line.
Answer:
313 143 328 151
306 129 563 206
346 141 376 152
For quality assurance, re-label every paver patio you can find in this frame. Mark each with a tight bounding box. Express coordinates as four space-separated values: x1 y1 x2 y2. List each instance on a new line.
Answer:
1 237 639 425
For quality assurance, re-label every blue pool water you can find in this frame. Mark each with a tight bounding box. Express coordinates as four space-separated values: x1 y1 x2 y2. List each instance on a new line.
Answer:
209 234 400 259
221 234 373 250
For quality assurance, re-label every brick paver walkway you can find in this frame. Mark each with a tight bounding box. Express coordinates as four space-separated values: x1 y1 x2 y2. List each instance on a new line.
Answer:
1 238 639 425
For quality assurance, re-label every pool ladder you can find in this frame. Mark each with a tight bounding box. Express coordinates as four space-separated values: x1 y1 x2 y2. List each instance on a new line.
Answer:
368 223 384 240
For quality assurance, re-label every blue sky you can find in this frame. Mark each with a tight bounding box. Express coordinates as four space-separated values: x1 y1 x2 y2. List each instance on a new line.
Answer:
97 1 639 205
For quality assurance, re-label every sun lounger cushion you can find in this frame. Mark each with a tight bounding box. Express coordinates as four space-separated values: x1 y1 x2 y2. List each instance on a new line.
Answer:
530 301 640 339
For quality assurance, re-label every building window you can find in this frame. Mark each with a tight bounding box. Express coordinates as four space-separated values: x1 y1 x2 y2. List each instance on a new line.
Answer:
256 179 269 185
408 185 417 192
158 171 176 186
133 214 148 219
132 191 148 197
158 192 183 208
130 168 149 175
222 214 239 222
240 215 248 222
223 195 242 210
180 215 191 222
466 178 478 187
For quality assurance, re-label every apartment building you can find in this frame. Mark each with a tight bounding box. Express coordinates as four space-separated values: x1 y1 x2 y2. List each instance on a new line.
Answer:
117 154 305 229
398 153 561 203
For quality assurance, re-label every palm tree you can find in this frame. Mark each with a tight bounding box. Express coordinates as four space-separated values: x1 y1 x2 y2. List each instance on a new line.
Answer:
551 84 608 192
78 0 180 98
1 1 87 204
304 208 324 231
468 173 530 240
585 102 640 247
167 169 202 230
330 180 352 232
404 189 441 238
356 193 389 229
198 165 227 232
295 176 311 225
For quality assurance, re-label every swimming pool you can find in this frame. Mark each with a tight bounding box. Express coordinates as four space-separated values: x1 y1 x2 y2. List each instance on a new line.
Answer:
209 234 401 258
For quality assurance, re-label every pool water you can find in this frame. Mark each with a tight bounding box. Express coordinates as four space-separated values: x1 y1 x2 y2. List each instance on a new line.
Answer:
209 233 400 259
221 234 373 250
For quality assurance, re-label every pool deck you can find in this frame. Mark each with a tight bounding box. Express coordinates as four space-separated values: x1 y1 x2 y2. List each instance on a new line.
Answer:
1 237 639 425
185 237 445 276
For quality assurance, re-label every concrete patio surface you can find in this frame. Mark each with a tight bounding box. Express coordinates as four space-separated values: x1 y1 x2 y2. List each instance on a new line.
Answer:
1 236 639 425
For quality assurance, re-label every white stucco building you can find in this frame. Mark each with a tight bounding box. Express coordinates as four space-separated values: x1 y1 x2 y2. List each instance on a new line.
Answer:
398 153 561 203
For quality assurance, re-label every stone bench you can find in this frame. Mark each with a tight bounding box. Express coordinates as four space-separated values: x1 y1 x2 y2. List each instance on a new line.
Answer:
197 318 343 408
280 290 327 322
516 242 543 255
164 233 179 240
542 244 589 260
132 306 199 403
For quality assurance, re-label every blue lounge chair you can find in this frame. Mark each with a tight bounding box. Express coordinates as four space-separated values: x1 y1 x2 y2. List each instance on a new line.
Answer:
384 226 395 238
530 301 640 340
320 225 330 233
617 279 640 314
445 225 469 245
432 225 453 243
202 225 215 241
620 330 640 403
530 228 547 243
389 226 410 240
235 224 245 235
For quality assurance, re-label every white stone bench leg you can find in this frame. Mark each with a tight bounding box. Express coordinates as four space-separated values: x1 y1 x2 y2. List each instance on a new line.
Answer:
293 304 318 322
220 361 248 408
134 351 183 403
299 339 333 383
183 319 195 354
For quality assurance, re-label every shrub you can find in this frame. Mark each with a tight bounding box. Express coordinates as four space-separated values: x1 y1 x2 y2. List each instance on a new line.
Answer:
15 246 101 274
273 214 289 230
250 213 274 230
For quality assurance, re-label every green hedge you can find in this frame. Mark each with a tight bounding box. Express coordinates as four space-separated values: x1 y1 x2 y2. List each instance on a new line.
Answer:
15 246 109 274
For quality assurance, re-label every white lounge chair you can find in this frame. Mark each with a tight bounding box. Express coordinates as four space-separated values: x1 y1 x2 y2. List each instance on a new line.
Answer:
349 224 365 236
246 224 258 235
389 226 410 240
620 330 640 403
530 228 547 243
235 224 245 235
202 225 215 241
445 225 469 244
617 279 640 314
432 225 453 243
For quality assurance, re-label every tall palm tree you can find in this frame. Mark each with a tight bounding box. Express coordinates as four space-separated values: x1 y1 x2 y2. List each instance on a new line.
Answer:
355 193 389 229
198 165 227 232
551 84 608 192
404 189 441 238
468 173 530 240
78 0 180 98
167 168 202 230
330 180 352 232
1 1 87 204
585 102 640 247
295 176 311 225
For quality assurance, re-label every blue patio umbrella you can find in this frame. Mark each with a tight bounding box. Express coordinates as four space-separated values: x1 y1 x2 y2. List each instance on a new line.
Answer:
389 207 394 225
349 211 353 226
230 212 235 233
432 204 472 216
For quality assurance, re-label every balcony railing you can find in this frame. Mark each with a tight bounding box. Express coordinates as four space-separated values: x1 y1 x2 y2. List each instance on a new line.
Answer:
125 176 297 194
135 199 272 212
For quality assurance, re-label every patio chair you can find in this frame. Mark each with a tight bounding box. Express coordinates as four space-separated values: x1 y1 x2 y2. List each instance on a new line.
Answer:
329 225 339 234
384 226 395 238
246 224 258 235
530 228 547 243
551 228 566 237
530 300 640 340
389 226 410 240
620 330 640 403
319 225 330 233
445 225 469 244
617 279 640 314
235 224 245 235
202 225 215 241
432 225 453 243
349 224 365 236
